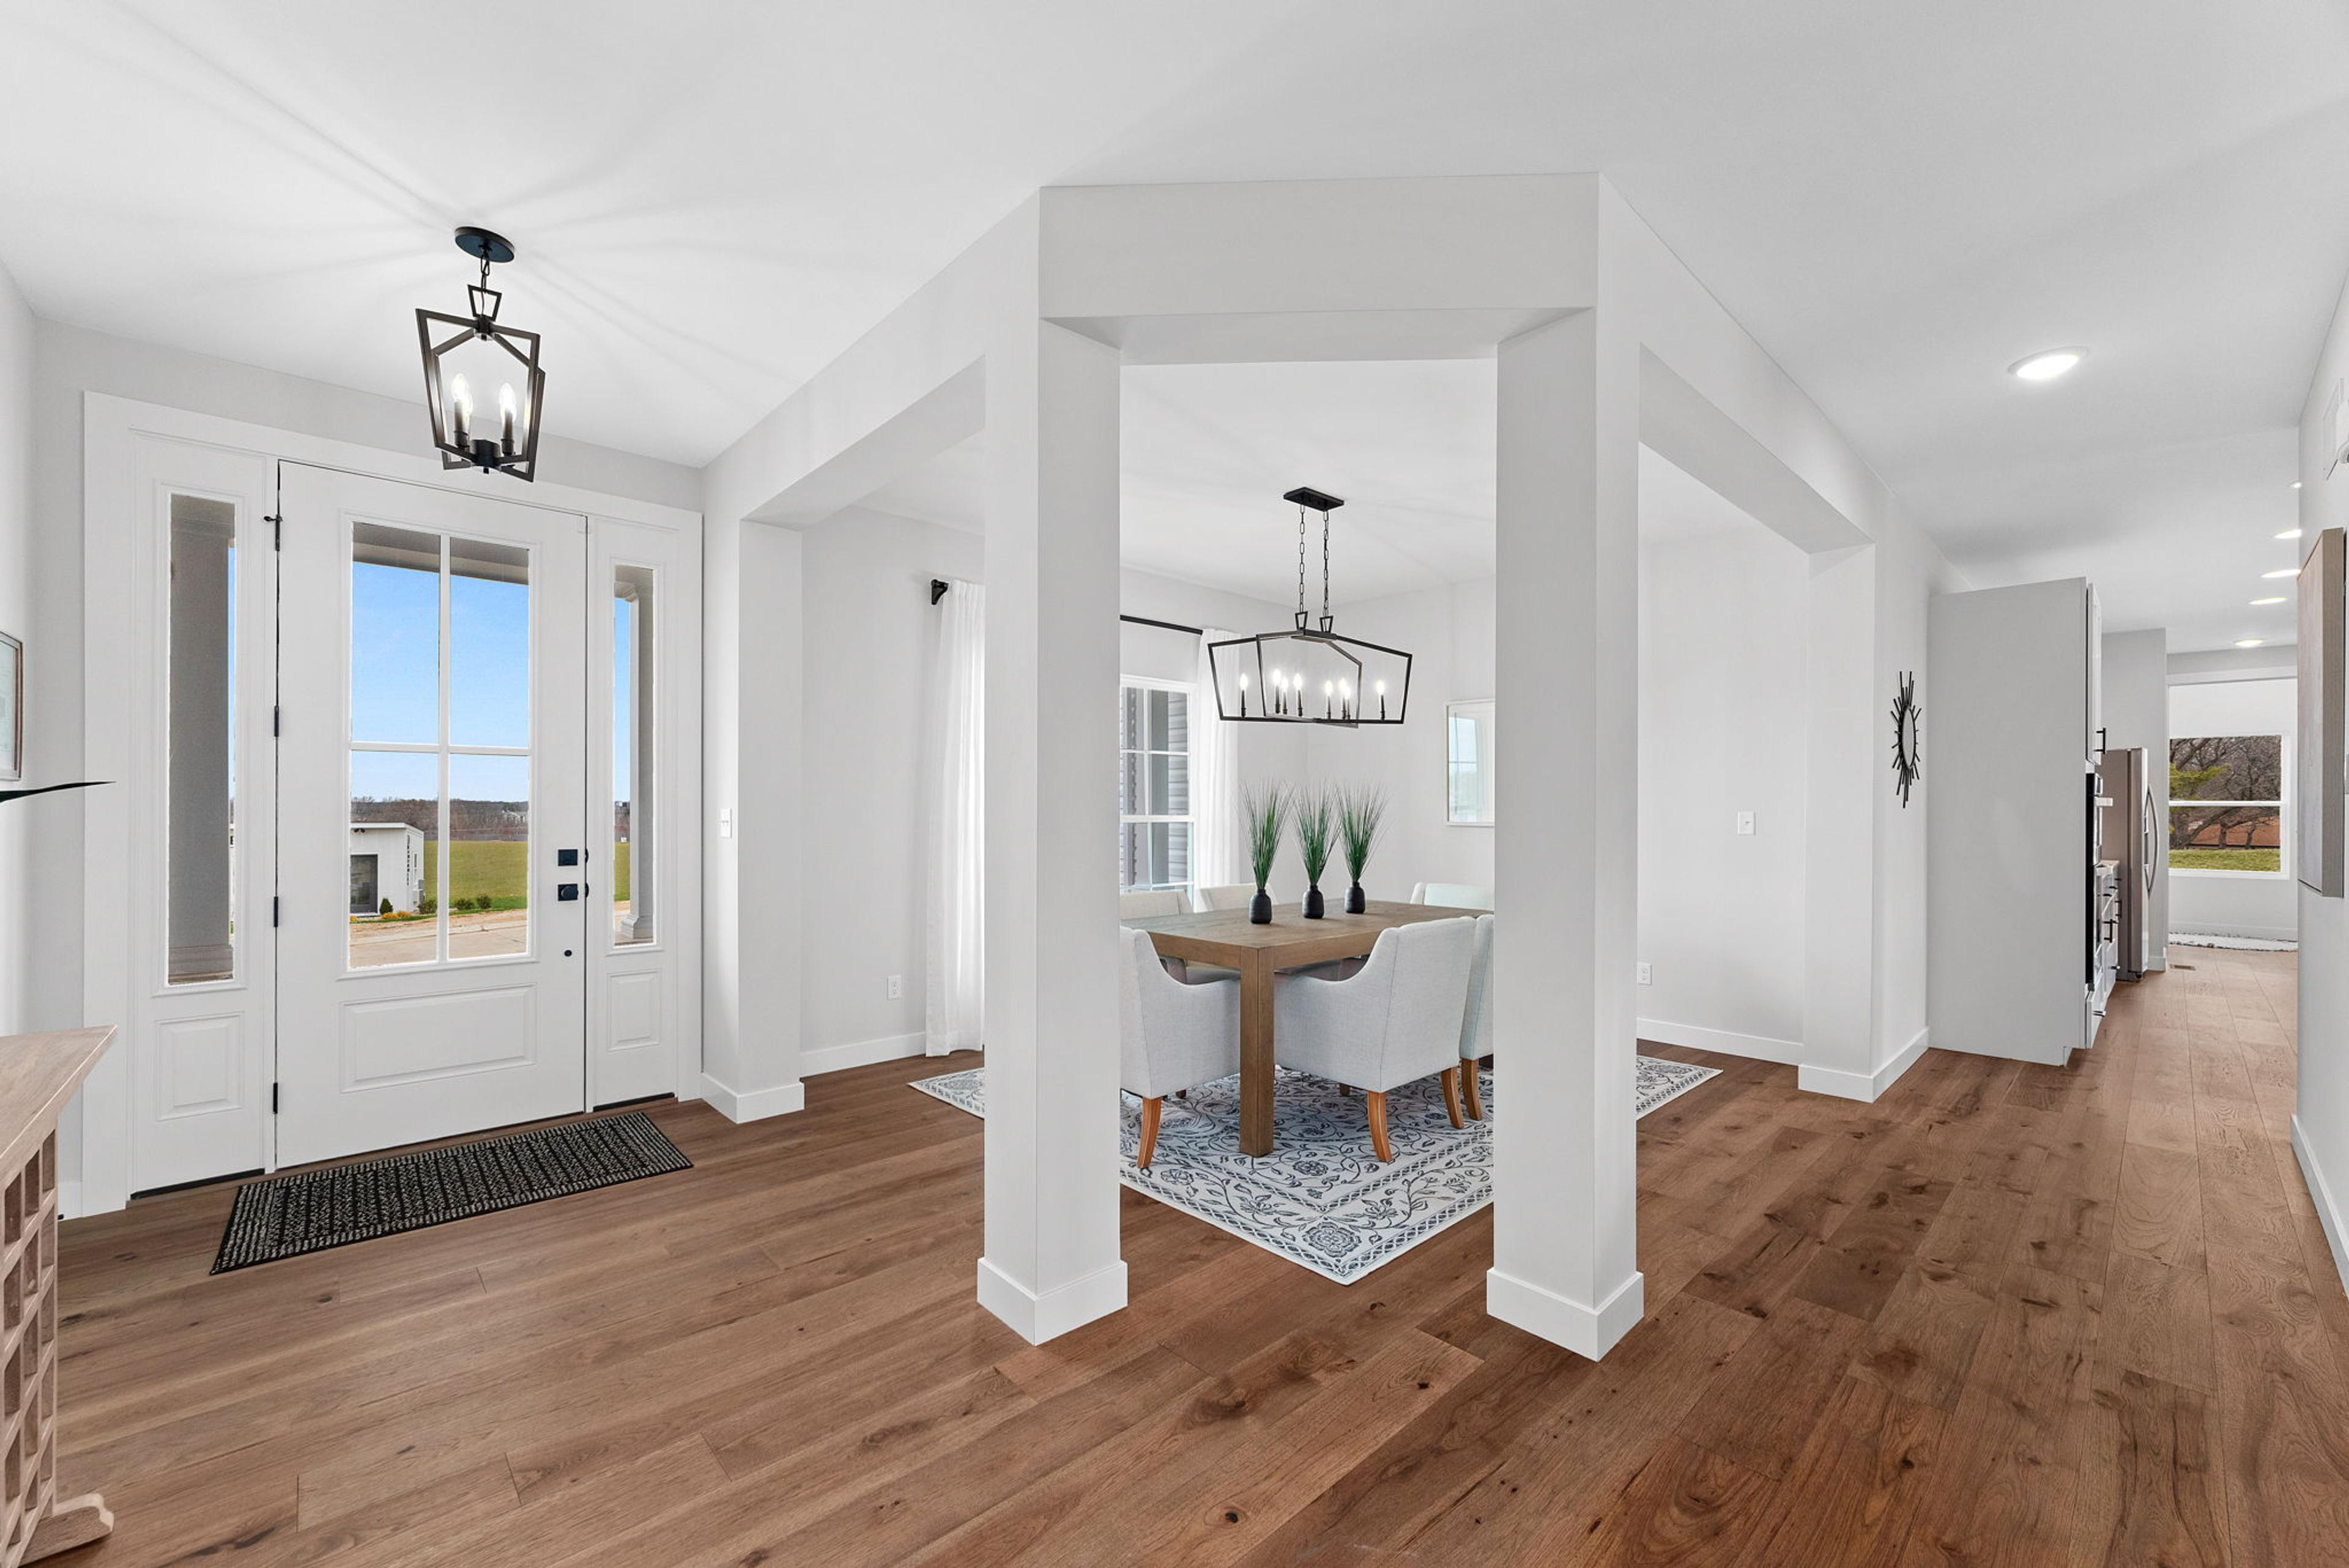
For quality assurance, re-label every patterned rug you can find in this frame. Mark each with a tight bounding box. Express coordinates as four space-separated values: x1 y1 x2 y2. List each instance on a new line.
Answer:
210 1110 691 1273
910 1055 1718 1284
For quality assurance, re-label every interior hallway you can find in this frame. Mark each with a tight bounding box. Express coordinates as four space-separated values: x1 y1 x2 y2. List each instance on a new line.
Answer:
46 946 2346 1567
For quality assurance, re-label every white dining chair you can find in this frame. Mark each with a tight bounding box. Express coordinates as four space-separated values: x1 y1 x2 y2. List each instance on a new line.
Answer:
1119 888 1192 918
1409 882 1493 910
1118 927 1241 1168
1194 883 1261 912
1460 913 1494 1118
1273 917 1477 1161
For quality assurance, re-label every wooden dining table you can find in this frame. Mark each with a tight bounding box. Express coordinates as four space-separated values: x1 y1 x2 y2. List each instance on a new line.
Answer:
1121 899 1482 1156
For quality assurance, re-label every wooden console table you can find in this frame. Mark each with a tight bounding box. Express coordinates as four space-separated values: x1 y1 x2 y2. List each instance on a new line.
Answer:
0 1028 114 1564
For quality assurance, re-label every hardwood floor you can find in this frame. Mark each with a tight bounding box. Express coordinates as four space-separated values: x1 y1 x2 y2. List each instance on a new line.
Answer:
46 946 2349 1566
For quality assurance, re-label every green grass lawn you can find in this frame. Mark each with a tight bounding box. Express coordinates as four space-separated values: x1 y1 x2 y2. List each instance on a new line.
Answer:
2170 847 2279 872
418 841 631 910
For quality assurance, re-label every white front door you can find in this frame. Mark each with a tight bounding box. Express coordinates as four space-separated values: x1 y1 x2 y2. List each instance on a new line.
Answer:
276 464 589 1167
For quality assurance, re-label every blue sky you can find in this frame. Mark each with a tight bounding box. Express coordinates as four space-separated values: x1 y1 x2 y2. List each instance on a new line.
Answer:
349 559 633 805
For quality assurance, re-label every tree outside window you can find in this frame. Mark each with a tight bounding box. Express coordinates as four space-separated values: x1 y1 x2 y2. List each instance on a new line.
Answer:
2169 734 2284 872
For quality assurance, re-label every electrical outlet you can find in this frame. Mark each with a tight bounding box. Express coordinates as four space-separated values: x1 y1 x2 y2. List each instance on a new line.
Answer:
1636 962 1652 986
886 974 904 1000
1735 811 1755 835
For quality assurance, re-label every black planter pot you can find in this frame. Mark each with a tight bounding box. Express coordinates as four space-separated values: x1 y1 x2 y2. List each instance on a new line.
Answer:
1249 887 1274 924
1303 884 1326 920
1345 882 1367 915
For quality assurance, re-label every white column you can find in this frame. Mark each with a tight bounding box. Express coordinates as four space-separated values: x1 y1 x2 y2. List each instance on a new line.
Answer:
1798 546 1882 1098
976 319 1127 1342
1488 308 1643 1358
699 513 806 1120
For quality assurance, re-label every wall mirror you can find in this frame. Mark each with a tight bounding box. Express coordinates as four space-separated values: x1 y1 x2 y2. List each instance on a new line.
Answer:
1446 699 1494 825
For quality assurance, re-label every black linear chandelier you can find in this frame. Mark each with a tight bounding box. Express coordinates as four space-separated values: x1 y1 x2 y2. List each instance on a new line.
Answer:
1208 488 1412 727
415 226 546 481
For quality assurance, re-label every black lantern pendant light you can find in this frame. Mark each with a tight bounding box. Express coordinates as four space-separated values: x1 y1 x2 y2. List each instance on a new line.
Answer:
1208 488 1412 727
415 226 546 481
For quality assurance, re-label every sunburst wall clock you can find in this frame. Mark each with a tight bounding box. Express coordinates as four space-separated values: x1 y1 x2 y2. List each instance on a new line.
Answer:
1890 672 1922 807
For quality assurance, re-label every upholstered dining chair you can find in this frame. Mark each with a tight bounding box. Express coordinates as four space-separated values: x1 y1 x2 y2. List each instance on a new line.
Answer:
1119 888 1192 918
1273 916 1477 1161
1460 913 1494 1118
1193 883 1261 912
1117 927 1241 1168
1409 881 1494 910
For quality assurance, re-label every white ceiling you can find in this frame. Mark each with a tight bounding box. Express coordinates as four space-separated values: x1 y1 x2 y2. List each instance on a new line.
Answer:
867 360 1498 606
7 1 2348 651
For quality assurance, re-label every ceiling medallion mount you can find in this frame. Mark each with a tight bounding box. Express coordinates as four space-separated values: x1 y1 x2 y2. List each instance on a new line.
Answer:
1208 488 1414 727
415 226 546 481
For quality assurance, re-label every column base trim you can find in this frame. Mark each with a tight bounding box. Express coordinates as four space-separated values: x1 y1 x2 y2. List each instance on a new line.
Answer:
1797 1027 1929 1102
1484 1266 1643 1360
2293 1115 2348 1291
698 1075 806 1123
977 1255 1129 1345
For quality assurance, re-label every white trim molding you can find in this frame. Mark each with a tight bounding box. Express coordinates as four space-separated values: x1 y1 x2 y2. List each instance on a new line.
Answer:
1799 1027 1931 1103
697 1076 806 1123
1485 1266 1644 1361
1636 1019 1799 1066
2294 1115 2349 1290
798 1031 928 1079
976 1256 1130 1345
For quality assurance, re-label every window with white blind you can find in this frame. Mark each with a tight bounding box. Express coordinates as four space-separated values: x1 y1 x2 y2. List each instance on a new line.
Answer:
1118 681 1193 891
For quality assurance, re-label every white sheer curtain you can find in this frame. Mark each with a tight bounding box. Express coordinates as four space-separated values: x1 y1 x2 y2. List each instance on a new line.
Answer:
925 581 985 1054
1191 628 1242 890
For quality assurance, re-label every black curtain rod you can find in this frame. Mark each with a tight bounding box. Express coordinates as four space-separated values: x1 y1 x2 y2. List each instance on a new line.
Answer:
929 579 1203 638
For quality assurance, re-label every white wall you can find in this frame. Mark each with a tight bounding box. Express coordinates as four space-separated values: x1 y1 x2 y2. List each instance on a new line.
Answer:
793 507 1310 1072
1636 510 1810 1060
0 264 35 1035
1301 579 1494 902
2169 677 2298 941
2102 628 2169 967
2298 266 2349 1288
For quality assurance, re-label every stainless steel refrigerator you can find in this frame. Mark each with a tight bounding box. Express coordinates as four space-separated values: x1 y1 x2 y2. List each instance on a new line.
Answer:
2098 747 2154 981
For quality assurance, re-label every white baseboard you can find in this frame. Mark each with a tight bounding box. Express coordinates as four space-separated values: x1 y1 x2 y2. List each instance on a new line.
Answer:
2172 922 2298 942
698 1075 806 1123
1798 1027 1929 1103
2293 1115 2349 1292
1484 1266 1644 1360
799 1030 927 1078
1636 1018 1799 1065
976 1255 1129 1344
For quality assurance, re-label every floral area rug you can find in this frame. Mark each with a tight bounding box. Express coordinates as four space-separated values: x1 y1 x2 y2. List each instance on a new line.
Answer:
910 1054 1719 1284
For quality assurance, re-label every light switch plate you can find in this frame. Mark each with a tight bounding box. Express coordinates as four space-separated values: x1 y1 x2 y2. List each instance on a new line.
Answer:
1735 811 1755 835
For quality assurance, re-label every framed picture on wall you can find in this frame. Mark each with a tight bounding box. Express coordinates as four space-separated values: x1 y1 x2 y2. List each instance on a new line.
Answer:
0 631 20 783
1446 699 1494 825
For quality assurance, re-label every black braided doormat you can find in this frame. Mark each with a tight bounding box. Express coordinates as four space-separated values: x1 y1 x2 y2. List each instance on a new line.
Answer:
210 1110 691 1274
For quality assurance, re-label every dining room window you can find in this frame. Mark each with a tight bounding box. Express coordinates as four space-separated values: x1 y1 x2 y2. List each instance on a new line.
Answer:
2169 732 2285 874
1118 680 1193 891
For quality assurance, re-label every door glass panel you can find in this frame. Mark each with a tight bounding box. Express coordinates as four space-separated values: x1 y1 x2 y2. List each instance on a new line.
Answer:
613 565 655 945
450 537 530 748
449 753 530 960
166 493 237 984
351 524 442 745
349 750 439 969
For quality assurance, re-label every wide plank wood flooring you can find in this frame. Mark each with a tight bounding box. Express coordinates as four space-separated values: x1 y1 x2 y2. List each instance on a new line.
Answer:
47 946 2349 1565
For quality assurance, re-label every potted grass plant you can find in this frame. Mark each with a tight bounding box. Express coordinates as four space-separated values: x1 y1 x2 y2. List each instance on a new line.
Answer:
1337 785 1386 915
1295 787 1335 919
1242 781 1292 924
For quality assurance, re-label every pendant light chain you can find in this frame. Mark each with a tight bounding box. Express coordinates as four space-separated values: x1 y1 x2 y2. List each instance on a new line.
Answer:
1296 504 1310 627
1321 507 1332 631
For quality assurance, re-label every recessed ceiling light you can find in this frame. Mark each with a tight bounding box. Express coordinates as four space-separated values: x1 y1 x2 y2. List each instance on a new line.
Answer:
2293 481 2304 489
2252 596 2287 605
2235 639 2268 648
2278 528 2305 540
2008 347 2087 381
2262 568 2298 579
